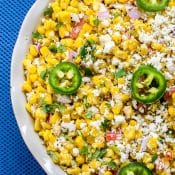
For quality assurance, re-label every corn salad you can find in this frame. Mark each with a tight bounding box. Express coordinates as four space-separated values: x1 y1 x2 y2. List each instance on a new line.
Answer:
22 0 175 174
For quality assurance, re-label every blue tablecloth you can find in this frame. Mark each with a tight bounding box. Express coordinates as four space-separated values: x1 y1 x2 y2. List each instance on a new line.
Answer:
0 1 46 174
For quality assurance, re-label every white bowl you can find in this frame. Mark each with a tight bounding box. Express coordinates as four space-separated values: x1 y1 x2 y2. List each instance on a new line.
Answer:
10 0 66 174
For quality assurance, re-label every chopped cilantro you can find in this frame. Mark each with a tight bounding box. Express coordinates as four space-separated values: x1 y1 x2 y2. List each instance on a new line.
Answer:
85 110 93 119
93 18 100 26
92 149 107 160
47 150 59 162
101 119 110 132
41 101 64 113
32 32 43 39
80 146 91 155
113 12 119 18
114 68 127 79
105 102 111 109
79 41 96 60
84 68 93 77
56 21 63 28
76 130 83 136
49 44 58 53
63 134 73 142
57 44 66 53
40 70 47 80
103 161 118 170
83 98 90 109
152 154 158 162
49 44 66 53
40 67 53 81
44 7 53 17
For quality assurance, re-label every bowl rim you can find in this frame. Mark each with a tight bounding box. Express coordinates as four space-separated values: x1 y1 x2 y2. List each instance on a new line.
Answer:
10 0 66 174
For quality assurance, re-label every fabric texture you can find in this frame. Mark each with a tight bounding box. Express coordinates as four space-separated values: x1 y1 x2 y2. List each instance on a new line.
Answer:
0 0 46 174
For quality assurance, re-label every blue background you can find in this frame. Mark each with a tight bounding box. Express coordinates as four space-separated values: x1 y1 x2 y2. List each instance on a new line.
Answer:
0 0 46 174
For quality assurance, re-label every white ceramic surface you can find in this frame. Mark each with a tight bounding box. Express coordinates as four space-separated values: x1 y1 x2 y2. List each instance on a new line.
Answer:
10 0 66 174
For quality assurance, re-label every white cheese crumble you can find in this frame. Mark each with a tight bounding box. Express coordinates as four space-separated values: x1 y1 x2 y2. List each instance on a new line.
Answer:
113 115 126 126
99 34 115 54
72 148 79 156
61 121 76 132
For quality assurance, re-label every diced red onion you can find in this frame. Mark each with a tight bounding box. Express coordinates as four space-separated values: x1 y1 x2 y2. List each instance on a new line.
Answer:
98 10 109 20
126 5 141 20
36 43 42 52
69 50 77 61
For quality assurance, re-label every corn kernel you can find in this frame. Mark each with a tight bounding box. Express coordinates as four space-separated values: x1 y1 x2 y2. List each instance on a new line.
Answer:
75 136 85 148
124 126 135 141
37 25 45 34
168 106 175 117
112 104 123 115
40 46 50 56
147 137 158 150
58 11 71 23
34 108 47 120
82 164 90 172
104 171 113 175
70 0 79 7
59 153 72 166
34 119 41 131
22 82 32 92
89 160 100 169
29 45 38 57
117 0 128 3
67 167 81 175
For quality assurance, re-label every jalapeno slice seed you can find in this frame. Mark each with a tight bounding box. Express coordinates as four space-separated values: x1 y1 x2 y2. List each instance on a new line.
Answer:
119 162 153 175
131 65 166 104
49 62 82 95
136 0 169 12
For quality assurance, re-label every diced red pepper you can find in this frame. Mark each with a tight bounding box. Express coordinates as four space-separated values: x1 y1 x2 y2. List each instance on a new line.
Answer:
164 150 173 161
69 18 85 40
164 86 175 100
105 132 117 141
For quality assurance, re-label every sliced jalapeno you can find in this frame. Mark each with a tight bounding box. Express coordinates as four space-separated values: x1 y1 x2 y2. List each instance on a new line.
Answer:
119 162 153 175
136 0 169 12
131 65 166 104
49 62 82 95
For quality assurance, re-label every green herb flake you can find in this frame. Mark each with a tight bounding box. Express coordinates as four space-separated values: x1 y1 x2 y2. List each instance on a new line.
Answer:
76 130 83 136
113 12 119 18
40 70 47 80
80 43 88 59
41 102 64 114
32 32 43 39
80 146 91 155
114 68 127 79
56 21 63 28
101 119 110 132
152 154 158 162
84 68 93 77
93 18 100 26
57 44 66 53
83 98 90 109
85 110 93 119
40 68 53 81
92 149 107 160
44 7 53 17
79 41 96 60
63 135 73 142
47 150 59 162
49 44 58 53
109 145 119 154
48 44 66 53
105 102 111 109
103 161 118 170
